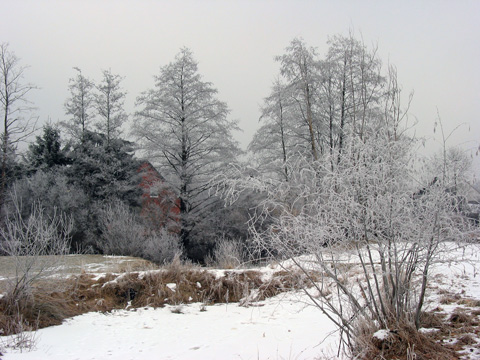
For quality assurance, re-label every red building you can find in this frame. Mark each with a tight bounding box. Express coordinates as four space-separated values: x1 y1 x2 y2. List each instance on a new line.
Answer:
138 162 180 232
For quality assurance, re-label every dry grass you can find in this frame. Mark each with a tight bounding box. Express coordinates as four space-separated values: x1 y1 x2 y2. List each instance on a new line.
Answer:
353 294 480 360
357 322 457 360
0 263 308 336
440 294 461 305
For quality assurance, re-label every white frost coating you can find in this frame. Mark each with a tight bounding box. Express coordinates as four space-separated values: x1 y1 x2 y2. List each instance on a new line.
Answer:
373 329 390 341
166 283 177 292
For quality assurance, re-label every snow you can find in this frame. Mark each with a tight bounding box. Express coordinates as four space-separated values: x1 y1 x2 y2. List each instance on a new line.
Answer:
166 283 176 292
372 329 390 341
2 241 480 359
1 292 339 360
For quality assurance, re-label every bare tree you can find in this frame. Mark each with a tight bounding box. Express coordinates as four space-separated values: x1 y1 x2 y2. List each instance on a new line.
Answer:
0 43 37 209
250 35 386 173
63 67 94 143
249 79 297 180
95 69 128 146
134 48 241 260
275 38 320 161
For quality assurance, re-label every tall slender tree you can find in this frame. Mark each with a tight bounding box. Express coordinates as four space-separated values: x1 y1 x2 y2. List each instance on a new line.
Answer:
0 43 37 209
275 38 320 161
249 79 297 180
134 48 241 260
95 69 128 146
63 67 94 143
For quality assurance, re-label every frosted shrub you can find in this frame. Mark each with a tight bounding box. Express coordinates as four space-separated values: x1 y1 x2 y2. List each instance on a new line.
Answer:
212 237 245 269
142 228 182 264
96 199 145 257
223 112 471 357
0 191 72 312
97 199 182 263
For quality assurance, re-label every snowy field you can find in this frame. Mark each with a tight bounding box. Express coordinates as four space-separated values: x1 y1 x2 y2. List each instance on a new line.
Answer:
2 292 339 360
2 242 480 360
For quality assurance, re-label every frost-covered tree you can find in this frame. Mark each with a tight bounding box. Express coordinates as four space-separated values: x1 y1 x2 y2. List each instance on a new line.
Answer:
63 67 94 142
322 34 384 160
250 35 386 173
0 43 37 208
226 60 471 357
134 48 241 260
249 79 298 181
275 38 320 161
95 69 128 146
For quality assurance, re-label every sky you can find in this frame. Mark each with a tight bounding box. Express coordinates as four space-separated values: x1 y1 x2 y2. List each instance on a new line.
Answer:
0 0 479 171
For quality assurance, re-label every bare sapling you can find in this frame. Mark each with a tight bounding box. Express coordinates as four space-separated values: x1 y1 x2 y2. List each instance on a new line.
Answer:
0 189 72 311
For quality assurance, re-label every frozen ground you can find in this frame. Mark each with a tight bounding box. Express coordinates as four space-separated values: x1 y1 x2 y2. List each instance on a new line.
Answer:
1 292 339 360
2 241 480 359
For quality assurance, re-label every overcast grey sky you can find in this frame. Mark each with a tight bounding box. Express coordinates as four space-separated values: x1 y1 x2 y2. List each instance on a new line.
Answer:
1 0 479 168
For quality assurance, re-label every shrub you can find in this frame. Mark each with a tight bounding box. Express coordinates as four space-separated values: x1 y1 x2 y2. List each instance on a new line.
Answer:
142 228 183 264
96 198 182 263
210 237 246 269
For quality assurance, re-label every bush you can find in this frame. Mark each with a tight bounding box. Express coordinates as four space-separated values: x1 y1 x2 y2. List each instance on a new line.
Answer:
96 199 145 257
0 192 73 351
6 170 91 252
142 228 183 264
96 198 182 263
209 237 246 269
0 194 72 304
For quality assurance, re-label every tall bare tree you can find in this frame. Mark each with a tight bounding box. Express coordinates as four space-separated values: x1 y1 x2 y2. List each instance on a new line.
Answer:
63 67 94 143
134 48 241 260
275 38 320 161
0 43 37 209
95 69 128 146
249 79 297 180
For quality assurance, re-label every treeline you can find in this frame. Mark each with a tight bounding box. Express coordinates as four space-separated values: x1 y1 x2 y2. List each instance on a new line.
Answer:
0 44 249 263
0 35 474 264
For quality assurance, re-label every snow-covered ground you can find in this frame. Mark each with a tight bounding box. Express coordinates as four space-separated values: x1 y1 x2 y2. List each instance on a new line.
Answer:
2 241 480 360
1 292 339 360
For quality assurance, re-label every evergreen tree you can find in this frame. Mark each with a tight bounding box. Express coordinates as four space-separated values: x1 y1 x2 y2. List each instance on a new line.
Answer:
65 130 141 206
26 124 68 171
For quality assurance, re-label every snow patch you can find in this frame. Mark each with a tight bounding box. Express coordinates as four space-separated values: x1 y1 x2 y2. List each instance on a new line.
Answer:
166 283 176 292
373 329 390 341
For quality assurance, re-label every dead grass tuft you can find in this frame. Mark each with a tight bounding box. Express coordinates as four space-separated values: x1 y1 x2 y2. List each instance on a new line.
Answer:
418 311 444 329
357 322 455 360
457 298 480 307
439 294 461 305
457 334 477 346
449 309 475 325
